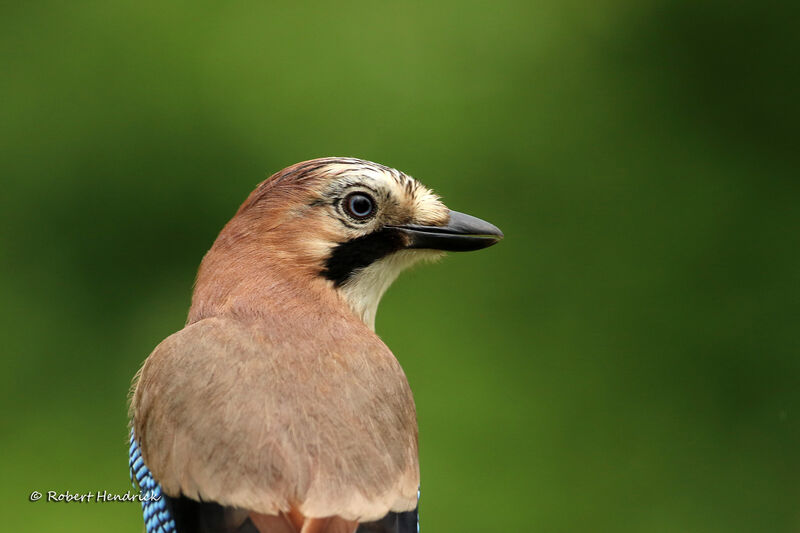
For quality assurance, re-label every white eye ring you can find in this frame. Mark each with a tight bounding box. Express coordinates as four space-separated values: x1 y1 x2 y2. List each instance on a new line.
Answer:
344 192 376 220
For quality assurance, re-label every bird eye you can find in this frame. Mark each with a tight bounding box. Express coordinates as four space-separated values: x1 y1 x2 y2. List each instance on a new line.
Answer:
343 192 376 220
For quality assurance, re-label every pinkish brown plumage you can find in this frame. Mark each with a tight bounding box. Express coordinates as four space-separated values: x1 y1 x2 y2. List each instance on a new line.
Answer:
130 157 502 533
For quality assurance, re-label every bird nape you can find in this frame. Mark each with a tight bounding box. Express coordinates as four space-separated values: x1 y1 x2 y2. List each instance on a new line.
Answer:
128 157 503 533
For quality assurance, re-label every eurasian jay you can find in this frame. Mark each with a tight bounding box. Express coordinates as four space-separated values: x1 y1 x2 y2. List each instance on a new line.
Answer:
128 157 503 533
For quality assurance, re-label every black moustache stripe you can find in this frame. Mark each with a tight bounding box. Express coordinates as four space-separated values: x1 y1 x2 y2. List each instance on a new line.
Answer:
322 228 407 287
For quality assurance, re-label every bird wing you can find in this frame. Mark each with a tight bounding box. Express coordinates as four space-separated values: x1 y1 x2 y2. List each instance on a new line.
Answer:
131 316 419 524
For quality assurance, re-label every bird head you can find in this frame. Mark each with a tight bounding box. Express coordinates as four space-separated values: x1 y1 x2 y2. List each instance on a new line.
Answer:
189 157 503 329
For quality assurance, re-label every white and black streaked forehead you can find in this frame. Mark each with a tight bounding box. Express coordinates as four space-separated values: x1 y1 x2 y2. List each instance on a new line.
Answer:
243 157 440 217
249 157 444 221
316 157 410 183
314 158 425 199
268 157 411 190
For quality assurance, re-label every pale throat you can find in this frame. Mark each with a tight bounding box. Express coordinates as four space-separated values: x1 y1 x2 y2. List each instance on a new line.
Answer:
337 250 438 331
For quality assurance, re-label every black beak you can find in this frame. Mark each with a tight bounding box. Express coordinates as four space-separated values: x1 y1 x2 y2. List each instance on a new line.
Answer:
390 210 504 252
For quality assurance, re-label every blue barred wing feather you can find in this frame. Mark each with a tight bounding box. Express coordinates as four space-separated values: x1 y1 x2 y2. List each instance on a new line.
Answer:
129 430 176 533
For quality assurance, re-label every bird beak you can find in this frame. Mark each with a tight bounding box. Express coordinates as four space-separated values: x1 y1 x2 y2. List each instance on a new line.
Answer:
390 210 504 252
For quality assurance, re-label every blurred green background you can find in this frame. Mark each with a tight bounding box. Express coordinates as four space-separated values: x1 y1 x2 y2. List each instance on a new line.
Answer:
2 1 798 531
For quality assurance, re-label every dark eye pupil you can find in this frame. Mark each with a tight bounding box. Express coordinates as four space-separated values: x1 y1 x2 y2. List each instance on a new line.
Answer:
347 194 374 218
